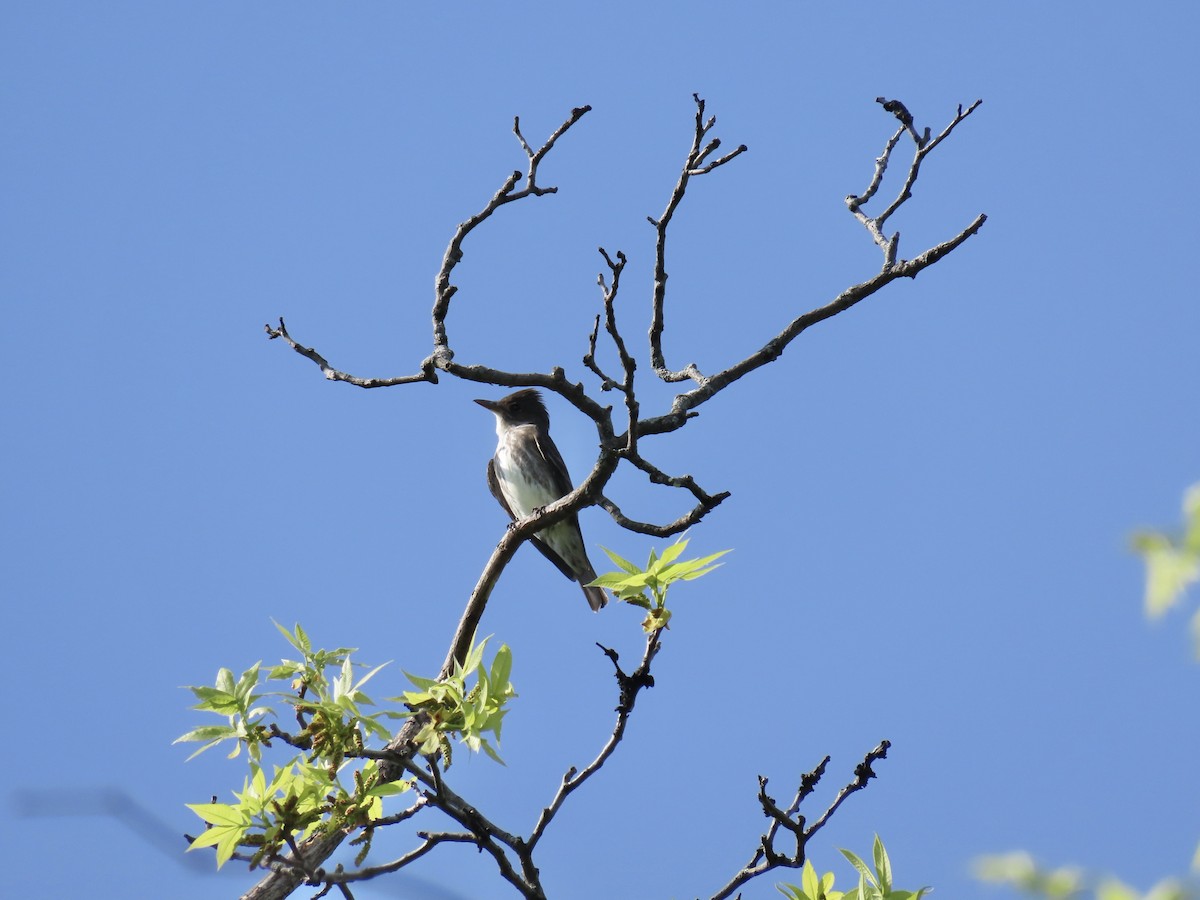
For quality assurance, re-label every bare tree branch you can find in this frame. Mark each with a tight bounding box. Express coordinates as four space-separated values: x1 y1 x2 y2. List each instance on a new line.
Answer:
432 106 592 357
527 634 661 853
847 125 904 220
708 740 891 900
583 247 640 447
848 99 984 266
596 491 727 538
264 317 436 387
313 832 471 886
648 93 749 384
247 95 983 899
802 739 892 841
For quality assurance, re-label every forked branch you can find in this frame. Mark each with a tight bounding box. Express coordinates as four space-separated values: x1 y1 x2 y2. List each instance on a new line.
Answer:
648 93 749 384
709 740 892 900
847 98 984 266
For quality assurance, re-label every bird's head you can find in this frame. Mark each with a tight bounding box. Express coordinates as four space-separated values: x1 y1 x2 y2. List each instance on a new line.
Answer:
474 389 551 431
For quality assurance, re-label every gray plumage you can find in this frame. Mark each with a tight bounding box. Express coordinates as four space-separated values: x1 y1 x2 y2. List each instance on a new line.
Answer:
475 389 607 611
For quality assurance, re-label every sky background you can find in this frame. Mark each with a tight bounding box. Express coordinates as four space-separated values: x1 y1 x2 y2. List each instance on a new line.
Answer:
4 3 1198 899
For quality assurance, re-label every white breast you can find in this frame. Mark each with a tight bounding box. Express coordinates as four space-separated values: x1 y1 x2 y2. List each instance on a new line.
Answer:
494 425 558 518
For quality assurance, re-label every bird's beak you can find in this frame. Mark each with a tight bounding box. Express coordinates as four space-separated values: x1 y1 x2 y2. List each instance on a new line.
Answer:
474 398 500 413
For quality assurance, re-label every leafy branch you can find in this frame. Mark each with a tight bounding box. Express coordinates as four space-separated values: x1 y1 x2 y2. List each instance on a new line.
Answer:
592 535 728 632
185 541 735 899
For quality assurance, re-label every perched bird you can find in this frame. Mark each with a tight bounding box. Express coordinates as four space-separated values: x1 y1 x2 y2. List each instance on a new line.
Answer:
475 389 607 611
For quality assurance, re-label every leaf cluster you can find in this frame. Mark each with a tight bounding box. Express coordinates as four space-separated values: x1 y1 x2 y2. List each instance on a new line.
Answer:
174 623 516 869
1132 482 1200 655
591 536 728 632
975 852 1194 900
397 636 516 765
779 836 930 900
175 541 727 889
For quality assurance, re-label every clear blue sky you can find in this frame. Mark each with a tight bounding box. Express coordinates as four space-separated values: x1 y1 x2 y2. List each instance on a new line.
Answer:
4 3 1198 899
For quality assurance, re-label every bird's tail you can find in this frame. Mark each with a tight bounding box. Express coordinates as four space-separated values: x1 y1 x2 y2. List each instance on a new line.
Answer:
582 583 607 612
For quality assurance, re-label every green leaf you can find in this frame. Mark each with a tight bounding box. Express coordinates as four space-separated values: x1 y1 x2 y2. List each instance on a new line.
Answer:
1135 532 1200 617
234 662 262 698
188 821 248 868
174 725 236 745
354 661 391 692
590 571 649 589
600 545 641 574
460 635 490 674
367 781 411 798
401 670 440 691
840 848 875 887
479 737 507 765
1183 483 1200 545
187 801 248 828
657 537 689 566
677 563 725 581
271 618 298 649
490 644 513 690
187 821 233 850
187 684 237 711
872 834 891 892
801 859 822 898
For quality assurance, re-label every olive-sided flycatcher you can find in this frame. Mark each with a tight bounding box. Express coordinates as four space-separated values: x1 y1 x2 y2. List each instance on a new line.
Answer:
475 389 607 611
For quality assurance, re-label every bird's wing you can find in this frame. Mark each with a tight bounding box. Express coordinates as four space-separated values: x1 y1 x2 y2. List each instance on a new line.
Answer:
533 431 575 498
485 459 516 520
528 431 592 582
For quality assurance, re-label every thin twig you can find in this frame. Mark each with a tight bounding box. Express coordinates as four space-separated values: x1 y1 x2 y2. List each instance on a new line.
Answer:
846 99 983 267
748 757 828 868
315 832 471 884
583 247 635 399
594 247 641 450
648 93 748 384
264 318 437 387
526 632 662 852
432 106 592 354
803 739 891 840
596 492 727 537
